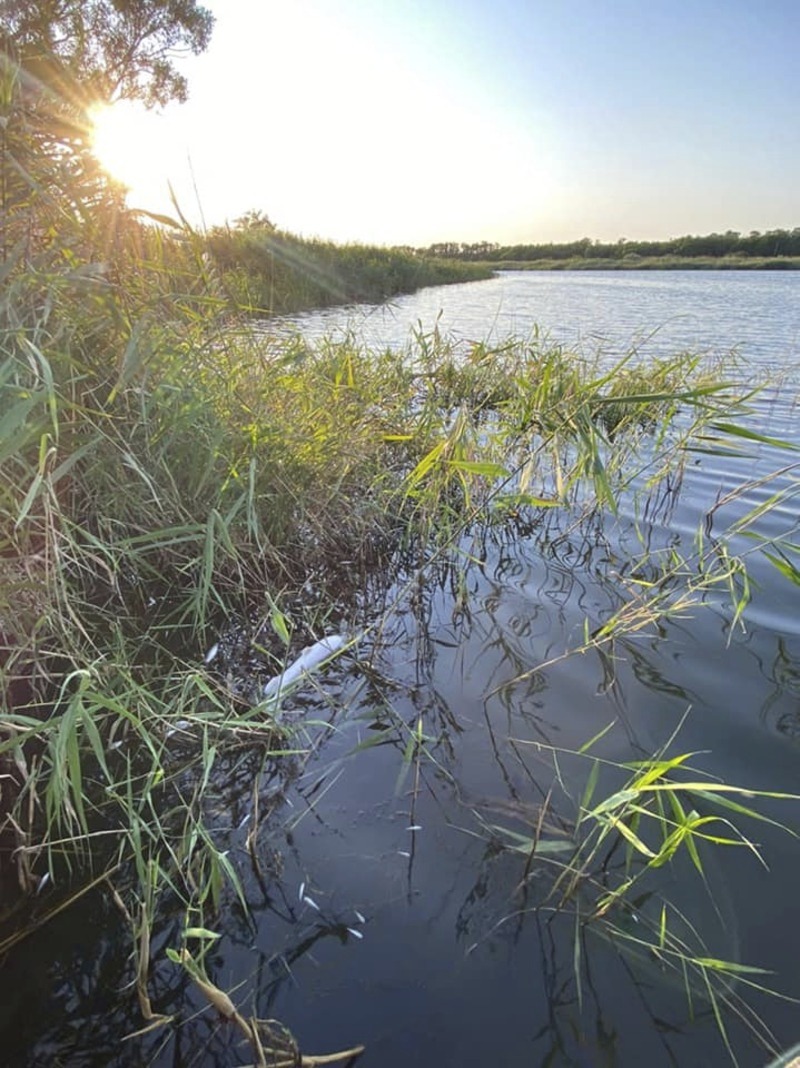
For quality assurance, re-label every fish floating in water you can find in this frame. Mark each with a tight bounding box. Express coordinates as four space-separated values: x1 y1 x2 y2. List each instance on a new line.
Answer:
262 634 348 699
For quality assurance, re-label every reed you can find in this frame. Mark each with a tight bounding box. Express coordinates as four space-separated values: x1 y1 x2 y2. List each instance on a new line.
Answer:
5 28 796 1065
466 716 800 1062
204 219 493 315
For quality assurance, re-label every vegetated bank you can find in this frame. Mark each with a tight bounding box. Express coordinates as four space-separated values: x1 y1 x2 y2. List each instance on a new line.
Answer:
203 212 492 314
486 253 800 271
420 229 800 270
2 147 760 1054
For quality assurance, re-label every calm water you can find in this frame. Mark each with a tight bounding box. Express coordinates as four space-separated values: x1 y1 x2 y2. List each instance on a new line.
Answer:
4 273 800 1068
276 268 800 365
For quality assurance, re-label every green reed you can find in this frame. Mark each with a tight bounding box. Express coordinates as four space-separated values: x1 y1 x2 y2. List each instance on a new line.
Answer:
204 219 492 315
478 720 799 1062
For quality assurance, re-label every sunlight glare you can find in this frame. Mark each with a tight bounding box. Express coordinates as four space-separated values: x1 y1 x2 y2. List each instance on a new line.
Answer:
90 101 184 210
85 5 566 243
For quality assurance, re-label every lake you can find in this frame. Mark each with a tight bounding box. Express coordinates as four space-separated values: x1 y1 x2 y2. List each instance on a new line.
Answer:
4 272 800 1067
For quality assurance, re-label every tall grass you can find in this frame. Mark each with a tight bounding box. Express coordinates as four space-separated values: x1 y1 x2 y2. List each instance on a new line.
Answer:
204 219 493 315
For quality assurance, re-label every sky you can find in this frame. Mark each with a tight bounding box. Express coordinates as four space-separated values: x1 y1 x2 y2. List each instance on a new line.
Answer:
92 0 800 248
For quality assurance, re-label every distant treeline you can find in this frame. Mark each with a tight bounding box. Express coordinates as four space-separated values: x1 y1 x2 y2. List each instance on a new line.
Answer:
206 212 491 315
421 229 800 263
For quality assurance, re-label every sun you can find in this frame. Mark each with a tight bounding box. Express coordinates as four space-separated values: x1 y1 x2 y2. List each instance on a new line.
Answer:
89 100 181 209
90 101 151 185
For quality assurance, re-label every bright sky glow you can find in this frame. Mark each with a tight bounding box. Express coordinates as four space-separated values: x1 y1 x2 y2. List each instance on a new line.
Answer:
89 0 800 246
90 101 187 204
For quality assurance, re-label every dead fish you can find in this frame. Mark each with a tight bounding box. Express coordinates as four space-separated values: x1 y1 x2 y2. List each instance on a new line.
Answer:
263 634 347 699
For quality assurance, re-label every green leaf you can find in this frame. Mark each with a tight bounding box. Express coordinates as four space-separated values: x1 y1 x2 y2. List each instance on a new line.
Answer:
183 927 221 941
14 471 44 529
627 751 699 789
684 825 704 874
762 550 800 586
405 439 446 490
447 459 509 478
691 957 772 975
608 815 657 858
691 789 796 832
270 607 291 645
709 422 800 451
0 392 40 462
578 719 616 755
490 825 573 855
580 759 600 813
109 318 150 403
587 788 640 817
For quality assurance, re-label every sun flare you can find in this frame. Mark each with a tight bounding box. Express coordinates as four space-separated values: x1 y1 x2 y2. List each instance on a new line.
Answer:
89 101 183 209
90 101 149 185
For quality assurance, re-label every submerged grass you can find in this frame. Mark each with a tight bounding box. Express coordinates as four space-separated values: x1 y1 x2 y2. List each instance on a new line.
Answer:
474 718 800 1062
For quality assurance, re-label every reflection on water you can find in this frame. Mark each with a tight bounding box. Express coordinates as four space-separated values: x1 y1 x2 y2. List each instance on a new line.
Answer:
8 492 800 1067
4 273 800 1067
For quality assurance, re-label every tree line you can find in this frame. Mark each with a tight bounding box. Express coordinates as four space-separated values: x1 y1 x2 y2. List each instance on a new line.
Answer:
422 230 800 262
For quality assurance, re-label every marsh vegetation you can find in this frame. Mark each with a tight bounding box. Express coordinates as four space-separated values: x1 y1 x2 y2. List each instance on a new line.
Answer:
4 221 800 1062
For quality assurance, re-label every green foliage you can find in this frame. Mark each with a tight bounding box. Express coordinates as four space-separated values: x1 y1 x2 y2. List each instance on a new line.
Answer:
463 717 800 1062
423 228 800 266
0 197 737 911
205 219 492 315
3 7 793 1053
0 0 214 106
0 0 214 284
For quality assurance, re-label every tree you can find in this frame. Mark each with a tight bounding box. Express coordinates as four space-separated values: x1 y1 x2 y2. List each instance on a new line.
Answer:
233 210 276 233
0 0 214 107
0 1 213 265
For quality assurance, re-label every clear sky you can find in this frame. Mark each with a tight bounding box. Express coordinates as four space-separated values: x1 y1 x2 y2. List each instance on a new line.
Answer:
92 0 800 247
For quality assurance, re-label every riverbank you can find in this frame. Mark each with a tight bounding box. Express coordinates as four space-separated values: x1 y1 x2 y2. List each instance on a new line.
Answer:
203 220 493 314
421 228 800 270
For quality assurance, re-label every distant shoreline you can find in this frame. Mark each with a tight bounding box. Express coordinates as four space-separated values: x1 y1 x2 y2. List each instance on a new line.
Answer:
482 256 800 272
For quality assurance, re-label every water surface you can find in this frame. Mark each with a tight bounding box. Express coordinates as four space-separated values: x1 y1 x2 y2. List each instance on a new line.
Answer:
276 269 800 366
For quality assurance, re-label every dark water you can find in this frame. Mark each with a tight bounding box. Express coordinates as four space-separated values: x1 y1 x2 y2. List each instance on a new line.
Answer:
4 272 800 1067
